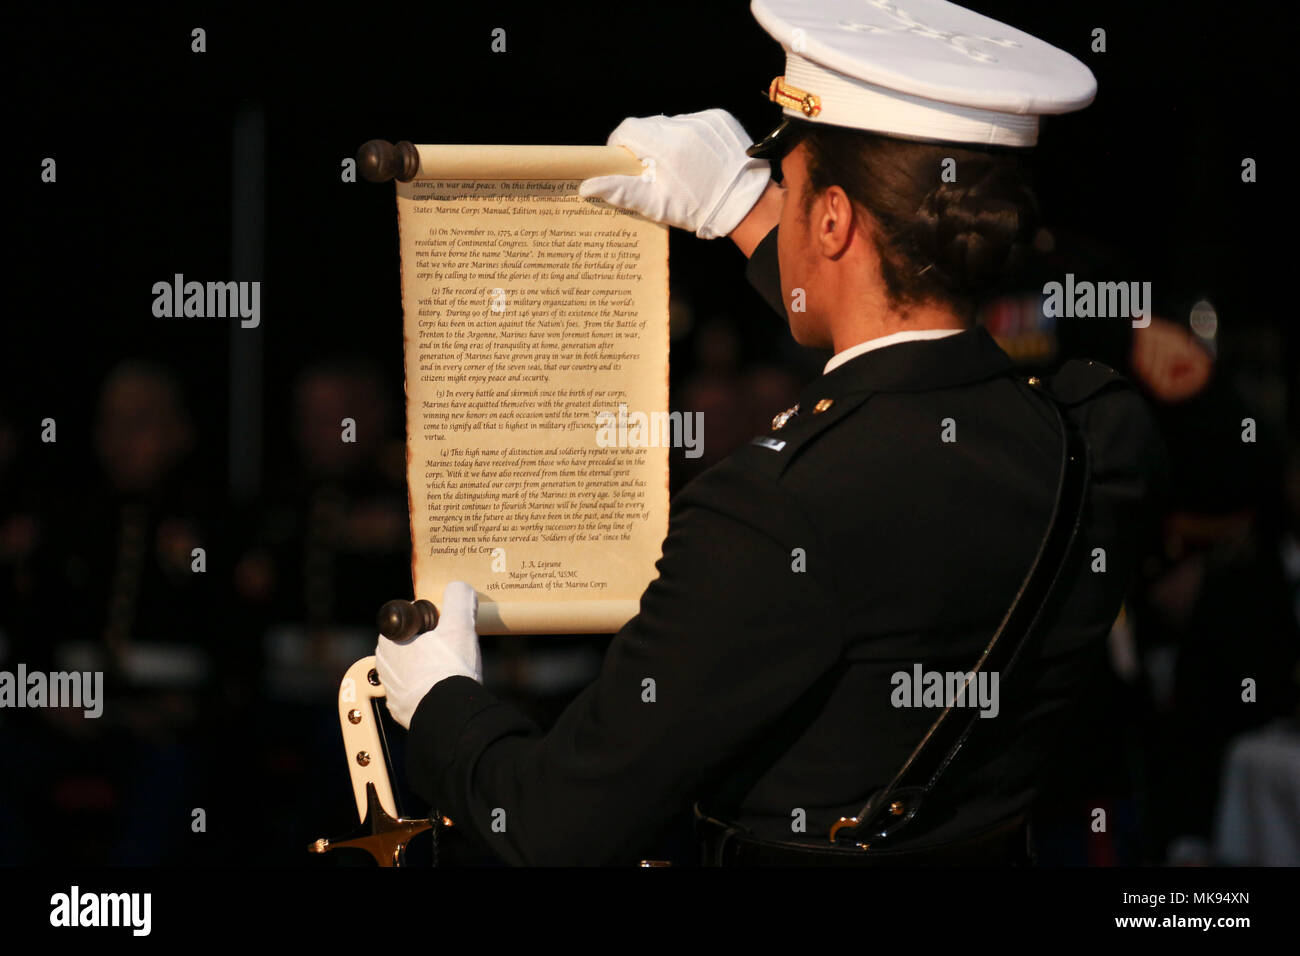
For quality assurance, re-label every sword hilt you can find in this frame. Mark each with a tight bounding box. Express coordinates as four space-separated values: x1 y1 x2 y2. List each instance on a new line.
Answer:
309 645 450 867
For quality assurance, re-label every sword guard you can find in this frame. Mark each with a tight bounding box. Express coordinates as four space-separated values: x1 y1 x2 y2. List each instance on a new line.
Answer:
310 782 436 867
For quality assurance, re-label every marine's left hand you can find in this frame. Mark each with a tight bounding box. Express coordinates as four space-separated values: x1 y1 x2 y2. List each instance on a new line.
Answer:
375 581 483 729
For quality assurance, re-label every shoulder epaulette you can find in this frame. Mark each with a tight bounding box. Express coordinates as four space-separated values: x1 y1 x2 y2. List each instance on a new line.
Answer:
1042 359 1131 407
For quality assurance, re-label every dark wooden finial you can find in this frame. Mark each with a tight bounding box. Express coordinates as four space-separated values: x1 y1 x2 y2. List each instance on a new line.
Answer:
378 598 440 640
357 140 421 183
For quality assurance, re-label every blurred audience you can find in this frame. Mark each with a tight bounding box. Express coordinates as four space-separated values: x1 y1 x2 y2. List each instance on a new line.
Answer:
0 287 1294 867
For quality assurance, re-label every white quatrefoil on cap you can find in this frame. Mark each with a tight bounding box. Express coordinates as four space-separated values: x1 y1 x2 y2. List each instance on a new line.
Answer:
839 0 1021 63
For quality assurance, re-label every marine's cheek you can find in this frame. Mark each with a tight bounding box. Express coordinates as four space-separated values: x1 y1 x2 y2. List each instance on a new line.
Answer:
777 230 823 345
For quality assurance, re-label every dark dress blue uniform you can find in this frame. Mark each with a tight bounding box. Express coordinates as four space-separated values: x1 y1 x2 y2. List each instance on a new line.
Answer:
403 225 1165 865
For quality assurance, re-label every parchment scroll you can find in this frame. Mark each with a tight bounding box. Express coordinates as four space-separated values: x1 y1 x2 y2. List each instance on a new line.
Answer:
395 145 669 634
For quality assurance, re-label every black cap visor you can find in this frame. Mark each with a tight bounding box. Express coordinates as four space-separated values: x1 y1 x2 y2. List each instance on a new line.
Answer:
746 117 801 160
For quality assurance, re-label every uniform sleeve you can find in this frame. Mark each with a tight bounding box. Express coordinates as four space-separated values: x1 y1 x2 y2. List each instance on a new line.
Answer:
404 464 843 865
745 225 787 321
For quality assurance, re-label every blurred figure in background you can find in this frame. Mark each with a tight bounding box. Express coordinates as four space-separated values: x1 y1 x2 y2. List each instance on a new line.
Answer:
234 358 409 675
0 400 55 863
1129 321 1295 864
231 358 414 862
1205 442 1300 865
23 360 224 864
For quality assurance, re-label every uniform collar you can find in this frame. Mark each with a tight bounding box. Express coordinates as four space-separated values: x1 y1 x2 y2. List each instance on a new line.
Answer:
800 327 1013 404
824 328 963 374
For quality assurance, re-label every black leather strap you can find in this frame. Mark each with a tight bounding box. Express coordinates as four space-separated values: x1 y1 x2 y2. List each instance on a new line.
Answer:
830 378 1090 846
695 803 1034 866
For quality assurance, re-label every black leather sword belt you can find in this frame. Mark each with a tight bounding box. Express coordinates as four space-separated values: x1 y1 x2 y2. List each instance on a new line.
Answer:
694 803 1034 867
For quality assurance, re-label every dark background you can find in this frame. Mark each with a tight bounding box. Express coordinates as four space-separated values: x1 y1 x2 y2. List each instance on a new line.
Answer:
1 1 1294 867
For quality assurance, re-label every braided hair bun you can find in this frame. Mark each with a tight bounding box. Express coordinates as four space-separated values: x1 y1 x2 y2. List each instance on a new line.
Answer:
912 160 1039 294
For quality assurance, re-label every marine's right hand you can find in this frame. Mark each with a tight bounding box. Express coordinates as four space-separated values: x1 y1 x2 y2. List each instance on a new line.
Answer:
578 109 772 240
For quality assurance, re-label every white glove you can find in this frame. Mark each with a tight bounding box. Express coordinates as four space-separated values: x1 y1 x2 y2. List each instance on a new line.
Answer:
579 109 772 239
375 581 482 730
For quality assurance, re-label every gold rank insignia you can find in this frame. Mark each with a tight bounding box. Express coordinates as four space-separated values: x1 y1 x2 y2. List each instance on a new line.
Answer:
771 403 799 431
813 398 834 413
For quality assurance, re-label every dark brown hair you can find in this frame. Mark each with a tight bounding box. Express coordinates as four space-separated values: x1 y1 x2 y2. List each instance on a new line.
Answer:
789 122 1040 318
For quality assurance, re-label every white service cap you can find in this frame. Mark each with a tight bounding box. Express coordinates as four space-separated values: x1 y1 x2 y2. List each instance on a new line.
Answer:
748 0 1097 152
